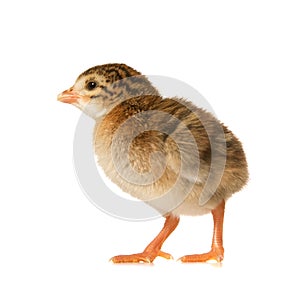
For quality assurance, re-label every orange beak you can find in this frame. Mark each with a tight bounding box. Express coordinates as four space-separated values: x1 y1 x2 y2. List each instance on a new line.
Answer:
57 88 81 104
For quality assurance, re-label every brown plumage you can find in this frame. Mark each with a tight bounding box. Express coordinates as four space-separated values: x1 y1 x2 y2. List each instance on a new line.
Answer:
58 63 248 263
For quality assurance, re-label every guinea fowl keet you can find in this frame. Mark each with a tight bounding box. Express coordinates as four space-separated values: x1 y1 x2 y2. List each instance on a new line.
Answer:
58 63 248 263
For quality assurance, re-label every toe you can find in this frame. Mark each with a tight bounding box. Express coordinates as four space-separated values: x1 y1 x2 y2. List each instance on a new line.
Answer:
110 253 151 263
178 250 224 263
158 251 173 260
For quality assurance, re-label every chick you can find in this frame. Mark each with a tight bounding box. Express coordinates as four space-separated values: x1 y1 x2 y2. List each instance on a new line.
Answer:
58 63 248 263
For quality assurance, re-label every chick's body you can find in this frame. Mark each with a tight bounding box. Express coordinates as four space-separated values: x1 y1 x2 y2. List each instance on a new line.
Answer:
58 63 248 263
95 95 247 216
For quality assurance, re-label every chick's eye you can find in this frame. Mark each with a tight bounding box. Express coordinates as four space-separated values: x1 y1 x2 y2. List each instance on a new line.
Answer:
86 81 98 91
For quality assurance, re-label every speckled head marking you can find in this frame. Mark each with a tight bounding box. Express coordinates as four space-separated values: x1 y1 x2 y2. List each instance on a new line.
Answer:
77 63 142 82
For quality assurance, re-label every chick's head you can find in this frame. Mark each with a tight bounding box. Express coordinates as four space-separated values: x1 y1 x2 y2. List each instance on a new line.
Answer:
58 63 158 119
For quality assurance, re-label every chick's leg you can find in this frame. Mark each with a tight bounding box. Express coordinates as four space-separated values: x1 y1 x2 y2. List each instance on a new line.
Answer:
110 215 179 263
179 200 225 263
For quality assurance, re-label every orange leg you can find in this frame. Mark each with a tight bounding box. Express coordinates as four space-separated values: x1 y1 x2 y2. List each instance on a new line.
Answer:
110 214 179 263
179 200 225 263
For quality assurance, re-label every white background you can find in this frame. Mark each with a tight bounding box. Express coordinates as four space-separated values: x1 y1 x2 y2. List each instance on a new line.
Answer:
1 0 299 292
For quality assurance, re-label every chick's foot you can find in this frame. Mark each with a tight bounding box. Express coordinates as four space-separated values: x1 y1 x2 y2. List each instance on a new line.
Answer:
110 250 173 264
178 247 224 263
